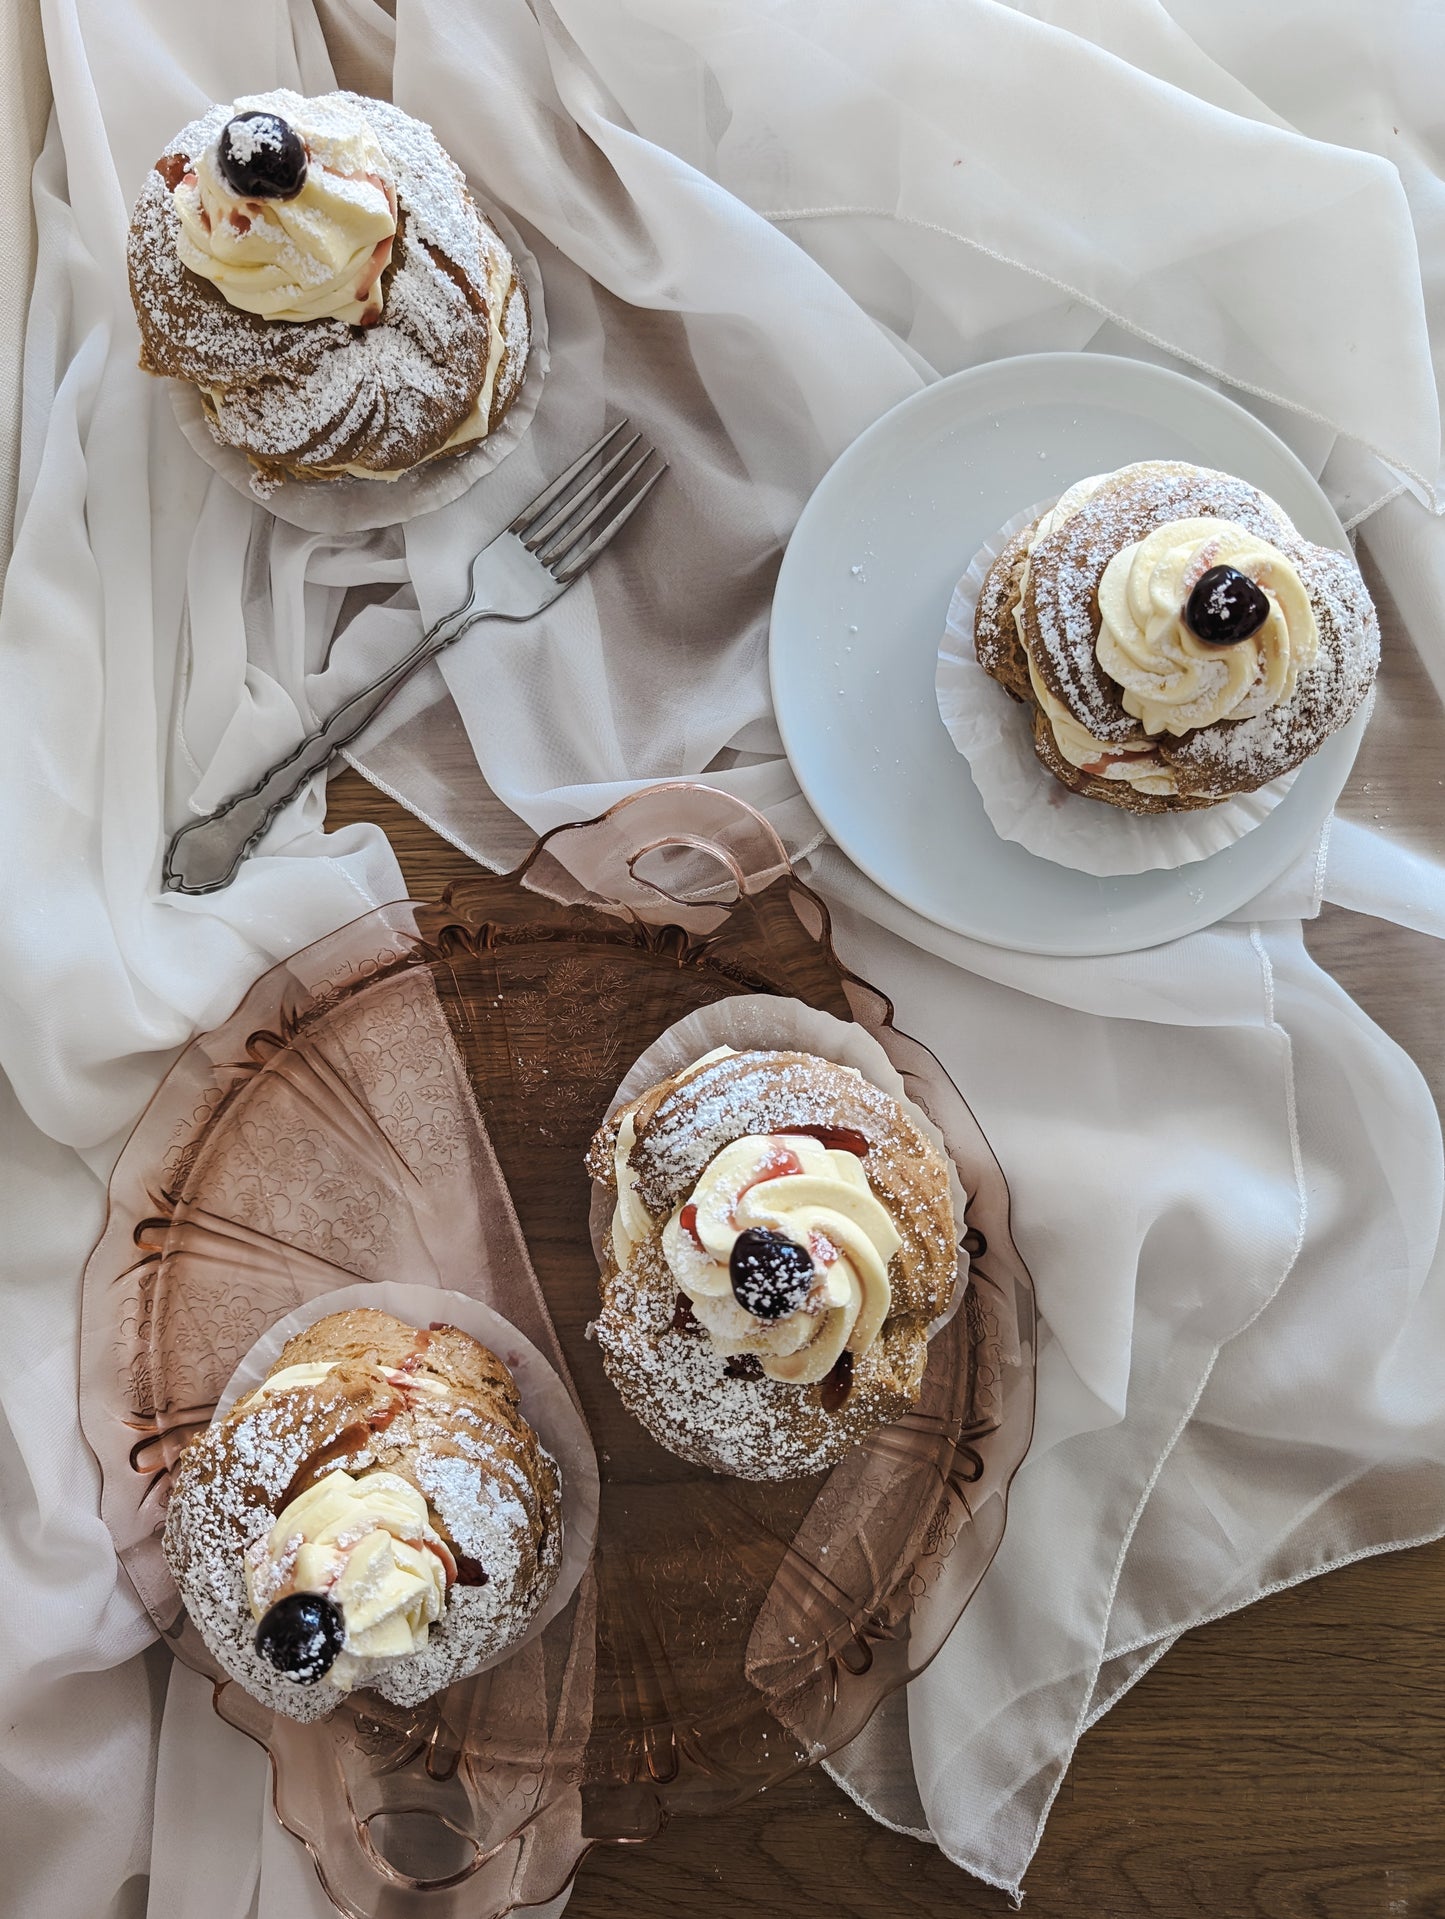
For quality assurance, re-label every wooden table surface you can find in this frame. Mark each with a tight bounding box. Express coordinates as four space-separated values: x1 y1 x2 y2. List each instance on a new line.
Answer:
327 764 1445 1919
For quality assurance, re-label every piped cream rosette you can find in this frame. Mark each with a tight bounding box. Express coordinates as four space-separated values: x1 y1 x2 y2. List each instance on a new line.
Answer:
1095 517 1318 739
243 1468 448 1690
173 91 398 326
660 1132 900 1384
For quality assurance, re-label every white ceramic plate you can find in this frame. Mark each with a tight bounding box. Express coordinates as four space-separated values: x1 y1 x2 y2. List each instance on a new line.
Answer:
769 352 1368 956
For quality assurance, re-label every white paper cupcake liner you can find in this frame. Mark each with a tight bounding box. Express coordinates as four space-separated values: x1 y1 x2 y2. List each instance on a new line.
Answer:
588 994 970 1338
935 495 1304 876
214 1278 598 1670
171 203 549 533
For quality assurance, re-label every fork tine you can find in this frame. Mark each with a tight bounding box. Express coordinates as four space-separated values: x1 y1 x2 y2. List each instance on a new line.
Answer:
523 432 644 553
553 460 668 582
535 448 655 567
507 421 627 536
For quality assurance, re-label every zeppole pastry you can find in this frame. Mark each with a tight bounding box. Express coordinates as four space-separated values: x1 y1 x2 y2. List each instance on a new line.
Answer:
163 1308 562 1720
587 1047 959 1480
973 460 1379 813
127 89 531 487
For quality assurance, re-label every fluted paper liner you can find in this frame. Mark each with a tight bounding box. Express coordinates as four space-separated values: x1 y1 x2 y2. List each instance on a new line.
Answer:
936 495 1304 876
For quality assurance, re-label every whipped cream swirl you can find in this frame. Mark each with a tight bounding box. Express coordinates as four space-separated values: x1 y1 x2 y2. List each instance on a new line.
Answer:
657 1132 900 1385
244 1469 451 1691
244 1359 450 1404
1096 518 1319 736
174 90 397 326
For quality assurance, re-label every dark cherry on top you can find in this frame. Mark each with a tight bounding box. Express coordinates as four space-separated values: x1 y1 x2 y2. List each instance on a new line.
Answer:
729 1227 815 1320
254 1590 344 1683
1184 564 1271 646
217 112 309 201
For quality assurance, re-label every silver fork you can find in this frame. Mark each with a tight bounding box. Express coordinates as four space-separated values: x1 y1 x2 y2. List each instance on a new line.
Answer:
163 423 667 895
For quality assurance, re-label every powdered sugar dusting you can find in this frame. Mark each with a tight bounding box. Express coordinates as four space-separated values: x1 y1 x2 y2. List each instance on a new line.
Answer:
224 115 285 165
127 90 531 483
987 461 1379 806
163 1321 562 1722
592 1240 929 1480
587 1050 957 1480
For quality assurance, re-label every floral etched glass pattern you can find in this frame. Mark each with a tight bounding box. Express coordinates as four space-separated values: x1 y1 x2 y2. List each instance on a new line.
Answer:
81 785 1035 1917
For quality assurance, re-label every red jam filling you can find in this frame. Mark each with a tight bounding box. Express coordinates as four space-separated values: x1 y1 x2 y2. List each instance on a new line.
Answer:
788 1125 869 1158
406 1536 458 1587
734 1145 803 1212
354 232 393 321
820 1349 855 1413
398 1328 432 1373
1080 750 1160 777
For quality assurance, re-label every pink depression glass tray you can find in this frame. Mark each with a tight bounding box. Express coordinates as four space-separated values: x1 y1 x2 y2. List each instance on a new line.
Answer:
81 784 1036 1918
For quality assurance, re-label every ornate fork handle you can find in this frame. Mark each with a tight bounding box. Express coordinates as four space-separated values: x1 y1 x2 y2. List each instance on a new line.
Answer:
162 603 483 896
163 422 666 897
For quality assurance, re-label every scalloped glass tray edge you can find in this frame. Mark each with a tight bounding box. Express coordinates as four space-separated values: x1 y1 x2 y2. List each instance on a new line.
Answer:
80 783 1036 1918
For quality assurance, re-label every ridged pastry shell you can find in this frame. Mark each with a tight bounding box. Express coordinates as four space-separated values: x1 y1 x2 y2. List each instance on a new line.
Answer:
973 460 1378 814
127 93 530 486
163 1308 563 1721
587 1049 958 1481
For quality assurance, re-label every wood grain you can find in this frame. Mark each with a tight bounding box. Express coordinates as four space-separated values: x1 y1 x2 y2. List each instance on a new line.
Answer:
327 766 1445 1919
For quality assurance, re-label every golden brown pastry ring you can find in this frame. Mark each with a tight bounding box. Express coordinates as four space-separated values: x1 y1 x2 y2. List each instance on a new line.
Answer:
587 1049 959 1481
162 1308 562 1722
127 93 530 485
973 461 1379 814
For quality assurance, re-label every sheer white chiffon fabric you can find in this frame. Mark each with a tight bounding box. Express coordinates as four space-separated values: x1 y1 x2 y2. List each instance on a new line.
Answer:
1 2 1444 1916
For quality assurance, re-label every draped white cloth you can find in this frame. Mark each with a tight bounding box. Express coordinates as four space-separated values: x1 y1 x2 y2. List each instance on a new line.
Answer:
2 1 1444 1915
